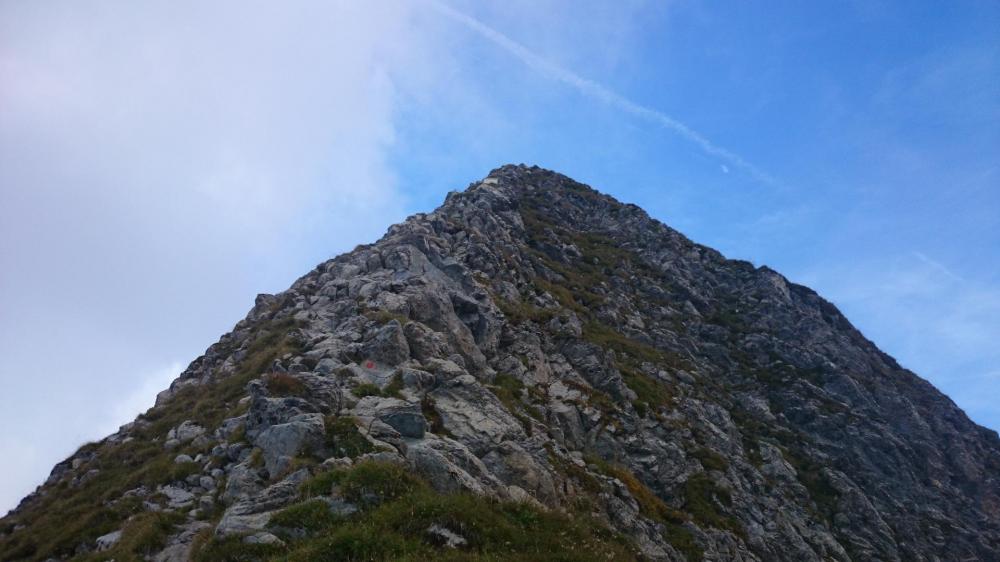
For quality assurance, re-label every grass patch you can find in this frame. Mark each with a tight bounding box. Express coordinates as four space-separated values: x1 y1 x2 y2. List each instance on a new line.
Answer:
300 461 424 505
689 447 729 472
617 360 673 415
100 510 186 560
580 456 707 560
323 417 374 460
587 458 685 524
199 459 640 562
192 536 284 562
782 449 840 522
138 315 306 441
491 293 556 326
268 499 341 537
363 309 409 326
546 446 602 495
382 374 404 399
0 311 293 560
309 493 633 561
334 461 424 507
351 383 381 398
663 521 704 562
238 460 639 560
352 375 405 400
0 437 205 561
681 473 745 538
486 374 544 434
264 372 306 397
562 380 618 415
582 322 668 367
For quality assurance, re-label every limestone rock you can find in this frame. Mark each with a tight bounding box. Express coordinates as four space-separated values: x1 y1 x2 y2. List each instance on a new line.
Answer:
5 165 999 562
252 413 325 476
95 529 121 551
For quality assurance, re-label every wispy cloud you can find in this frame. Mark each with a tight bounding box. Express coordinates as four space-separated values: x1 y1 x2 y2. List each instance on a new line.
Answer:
426 0 777 186
911 251 964 283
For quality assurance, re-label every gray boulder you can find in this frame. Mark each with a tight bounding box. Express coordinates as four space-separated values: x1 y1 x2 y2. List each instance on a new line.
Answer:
151 521 211 562
95 529 121 551
216 469 309 537
362 320 410 366
252 413 325 476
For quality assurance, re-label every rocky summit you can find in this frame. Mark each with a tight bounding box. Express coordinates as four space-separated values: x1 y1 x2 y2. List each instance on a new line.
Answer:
3 165 999 562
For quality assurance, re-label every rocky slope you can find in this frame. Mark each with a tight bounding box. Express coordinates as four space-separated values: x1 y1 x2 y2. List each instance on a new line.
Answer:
2 165 999 561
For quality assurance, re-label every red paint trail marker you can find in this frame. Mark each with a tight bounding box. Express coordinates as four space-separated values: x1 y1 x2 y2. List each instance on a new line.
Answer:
365 361 375 369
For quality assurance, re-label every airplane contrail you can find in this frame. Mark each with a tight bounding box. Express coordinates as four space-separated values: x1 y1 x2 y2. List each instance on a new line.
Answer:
427 0 778 187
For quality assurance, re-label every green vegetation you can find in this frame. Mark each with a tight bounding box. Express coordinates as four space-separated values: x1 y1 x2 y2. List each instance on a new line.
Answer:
268 499 342 537
264 372 306 397
316 461 422 506
579 322 686 416
192 536 284 562
662 520 705 562
323 416 374 459
194 461 638 561
562 380 618 416
584 457 704 561
0 434 210 561
486 374 542 434
140 315 306 439
363 309 409 326
382 374 404 399
491 374 525 404
300 469 342 499
782 449 840 522
681 473 744 539
705 305 750 335
545 446 601 495
351 383 382 398
581 321 669 367
351 374 403 400
728 400 841 523
79 511 186 561
689 447 729 472
616 361 672 416
513 195 694 420
586 457 683 524
491 292 556 325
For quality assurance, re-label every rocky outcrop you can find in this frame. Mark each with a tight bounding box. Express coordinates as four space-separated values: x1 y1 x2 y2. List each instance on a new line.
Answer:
2 165 998 561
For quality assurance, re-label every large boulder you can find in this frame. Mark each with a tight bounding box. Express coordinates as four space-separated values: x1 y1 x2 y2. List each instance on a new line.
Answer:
164 420 206 449
362 320 410 366
427 375 524 456
253 413 325 476
353 396 427 439
221 460 265 505
405 435 504 496
216 470 309 537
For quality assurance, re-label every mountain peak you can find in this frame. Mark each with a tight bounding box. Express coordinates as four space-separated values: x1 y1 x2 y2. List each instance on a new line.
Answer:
3 167 998 561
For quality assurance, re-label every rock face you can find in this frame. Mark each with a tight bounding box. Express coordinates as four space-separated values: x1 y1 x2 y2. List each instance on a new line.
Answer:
2 165 999 561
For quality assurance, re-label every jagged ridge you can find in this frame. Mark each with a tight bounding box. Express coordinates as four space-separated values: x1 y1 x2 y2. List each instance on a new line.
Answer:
2 165 998 561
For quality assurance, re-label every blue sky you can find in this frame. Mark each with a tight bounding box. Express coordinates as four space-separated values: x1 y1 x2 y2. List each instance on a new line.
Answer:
1 0 997 513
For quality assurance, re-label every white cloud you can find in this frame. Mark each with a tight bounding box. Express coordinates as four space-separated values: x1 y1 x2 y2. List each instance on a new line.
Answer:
0 0 432 514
